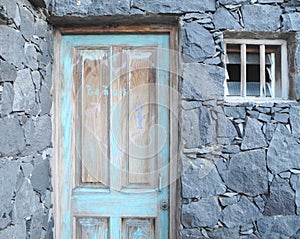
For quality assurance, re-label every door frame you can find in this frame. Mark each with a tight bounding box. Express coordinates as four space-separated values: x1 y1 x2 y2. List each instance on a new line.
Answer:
52 25 179 239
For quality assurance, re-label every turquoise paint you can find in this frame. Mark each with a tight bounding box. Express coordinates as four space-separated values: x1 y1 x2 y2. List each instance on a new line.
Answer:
61 34 170 239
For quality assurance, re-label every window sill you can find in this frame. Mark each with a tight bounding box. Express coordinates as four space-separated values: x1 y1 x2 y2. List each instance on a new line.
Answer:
224 96 297 104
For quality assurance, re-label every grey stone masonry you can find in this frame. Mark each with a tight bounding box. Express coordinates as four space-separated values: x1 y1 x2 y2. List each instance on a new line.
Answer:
0 0 53 238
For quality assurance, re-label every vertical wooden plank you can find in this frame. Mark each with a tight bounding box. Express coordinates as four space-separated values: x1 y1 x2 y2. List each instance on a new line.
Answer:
260 44 266 97
80 50 110 186
240 44 247 97
126 48 157 188
281 42 288 99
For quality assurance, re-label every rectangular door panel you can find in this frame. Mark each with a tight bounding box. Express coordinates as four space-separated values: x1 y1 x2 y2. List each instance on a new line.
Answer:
77 217 109 239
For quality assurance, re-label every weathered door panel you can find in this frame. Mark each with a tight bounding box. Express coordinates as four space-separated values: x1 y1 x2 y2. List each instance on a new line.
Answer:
60 34 170 239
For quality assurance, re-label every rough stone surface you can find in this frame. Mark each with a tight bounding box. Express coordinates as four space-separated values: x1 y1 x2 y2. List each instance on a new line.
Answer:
213 7 241 30
257 216 300 238
264 177 295 216
183 23 216 62
217 112 238 141
283 13 300 31
0 160 20 217
31 158 50 194
14 180 40 222
182 158 226 198
219 0 249 4
132 0 216 13
220 149 268 196
1 82 14 115
291 174 300 215
182 63 225 100
53 0 131 15
182 197 221 228
0 25 25 68
0 221 26 239
267 124 300 174
242 5 281 31
222 196 262 228
182 107 215 148
40 83 51 115
290 106 300 137
24 115 52 154
207 227 240 239
13 69 36 113
0 61 17 82
241 118 267 150
0 117 26 156
224 107 246 119
0 0 53 237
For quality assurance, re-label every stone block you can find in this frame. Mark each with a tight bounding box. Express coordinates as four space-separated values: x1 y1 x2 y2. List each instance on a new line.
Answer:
264 177 295 216
40 83 52 115
220 149 268 196
182 22 216 63
213 7 241 30
13 69 36 113
31 158 50 194
0 25 25 68
0 160 20 217
242 5 281 31
207 227 239 239
182 63 225 100
182 197 221 228
53 0 131 16
182 107 215 148
222 196 262 228
273 112 289 123
0 221 26 239
258 0 284 2
290 174 300 215
14 180 40 222
267 124 300 174
219 0 249 4
24 43 38 70
0 117 26 155
180 229 205 239
182 158 226 198
283 13 300 31
0 61 17 82
132 0 215 13
24 115 52 154
217 113 237 141
1 82 14 115
19 5 35 41
290 106 300 137
224 106 246 118
241 117 267 150
257 216 300 238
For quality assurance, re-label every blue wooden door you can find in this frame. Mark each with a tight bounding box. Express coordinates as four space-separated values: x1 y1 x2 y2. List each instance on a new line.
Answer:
60 34 170 238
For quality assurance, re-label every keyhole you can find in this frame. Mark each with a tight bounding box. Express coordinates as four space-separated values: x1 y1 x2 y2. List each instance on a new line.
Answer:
160 200 169 211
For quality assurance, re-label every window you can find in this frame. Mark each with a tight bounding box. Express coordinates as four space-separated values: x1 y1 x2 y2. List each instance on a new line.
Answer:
224 39 288 100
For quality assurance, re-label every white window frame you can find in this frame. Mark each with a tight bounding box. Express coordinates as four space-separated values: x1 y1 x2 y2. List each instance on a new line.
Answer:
224 38 288 101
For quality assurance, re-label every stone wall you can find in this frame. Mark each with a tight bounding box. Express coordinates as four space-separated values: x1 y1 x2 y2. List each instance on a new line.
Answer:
0 0 53 238
1 0 300 238
179 1 300 238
